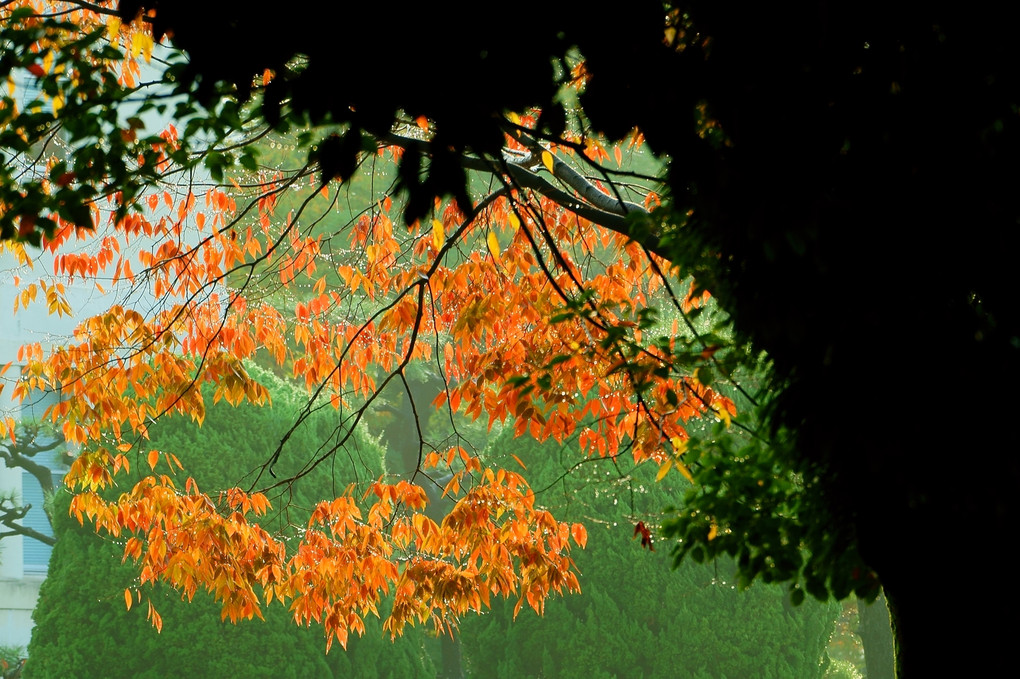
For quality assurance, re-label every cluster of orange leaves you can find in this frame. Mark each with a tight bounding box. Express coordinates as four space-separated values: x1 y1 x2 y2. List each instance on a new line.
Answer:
1 0 735 649
64 447 584 650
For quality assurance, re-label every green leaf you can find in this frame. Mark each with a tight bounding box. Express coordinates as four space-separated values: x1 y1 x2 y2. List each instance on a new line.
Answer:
239 147 259 173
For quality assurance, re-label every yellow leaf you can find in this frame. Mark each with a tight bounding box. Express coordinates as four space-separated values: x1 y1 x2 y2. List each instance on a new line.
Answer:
713 404 732 428
707 523 718 541
132 33 154 63
106 17 122 41
147 449 159 470
486 231 501 262
151 607 163 633
507 212 520 231
125 588 133 611
541 151 555 173
674 460 695 483
432 219 444 251
655 459 672 482
670 437 688 455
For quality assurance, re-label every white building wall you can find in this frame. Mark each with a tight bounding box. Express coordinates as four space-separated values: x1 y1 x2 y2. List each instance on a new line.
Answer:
1 245 74 651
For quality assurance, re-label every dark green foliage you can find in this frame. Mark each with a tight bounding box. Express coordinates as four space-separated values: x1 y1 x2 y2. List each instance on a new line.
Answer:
0 10 222 242
26 368 434 678
662 419 878 607
115 0 617 223
459 431 838 679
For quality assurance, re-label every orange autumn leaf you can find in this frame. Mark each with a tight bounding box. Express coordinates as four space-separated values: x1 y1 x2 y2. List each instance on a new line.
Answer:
2 2 734 650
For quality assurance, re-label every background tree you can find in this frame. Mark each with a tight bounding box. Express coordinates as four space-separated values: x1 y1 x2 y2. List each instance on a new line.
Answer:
0 422 65 548
856 595 895 679
461 429 840 679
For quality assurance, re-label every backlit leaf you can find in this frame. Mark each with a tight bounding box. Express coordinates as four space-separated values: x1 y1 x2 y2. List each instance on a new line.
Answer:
432 218 444 251
487 231 501 262
656 459 672 482
541 151 555 173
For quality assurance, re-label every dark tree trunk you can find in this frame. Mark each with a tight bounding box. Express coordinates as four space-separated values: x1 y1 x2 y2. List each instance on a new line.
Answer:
438 633 465 679
377 372 466 679
867 512 1019 677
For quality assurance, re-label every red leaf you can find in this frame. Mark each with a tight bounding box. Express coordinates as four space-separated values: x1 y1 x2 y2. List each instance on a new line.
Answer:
18 215 36 237
633 521 654 551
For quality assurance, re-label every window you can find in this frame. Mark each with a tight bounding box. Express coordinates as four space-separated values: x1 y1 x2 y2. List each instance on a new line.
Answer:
17 386 67 574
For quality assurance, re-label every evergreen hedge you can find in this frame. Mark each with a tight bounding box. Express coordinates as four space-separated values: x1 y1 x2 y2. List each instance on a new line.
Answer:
26 368 435 678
